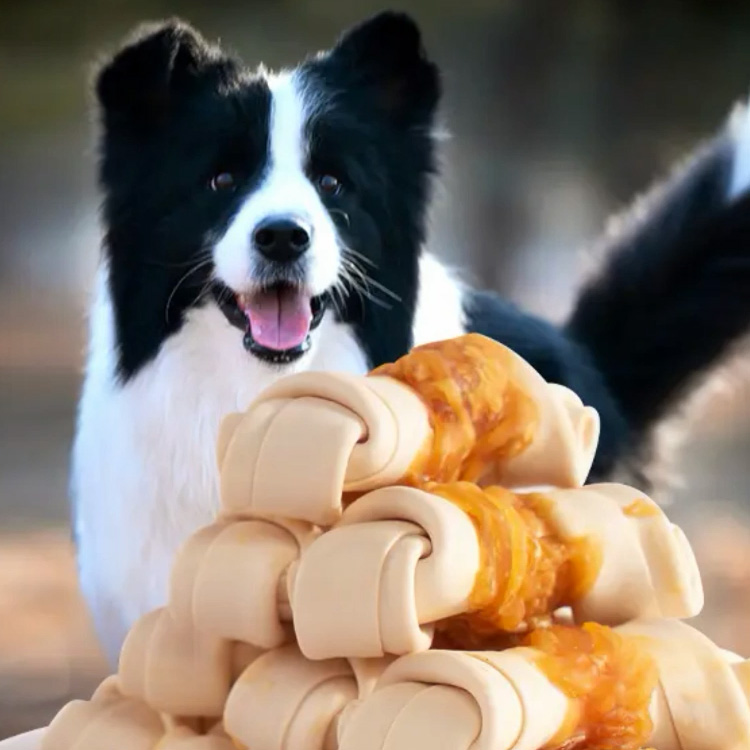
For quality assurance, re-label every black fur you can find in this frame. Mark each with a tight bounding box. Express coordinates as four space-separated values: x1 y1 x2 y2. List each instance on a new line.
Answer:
299 12 440 366
566 132 739 437
96 21 272 379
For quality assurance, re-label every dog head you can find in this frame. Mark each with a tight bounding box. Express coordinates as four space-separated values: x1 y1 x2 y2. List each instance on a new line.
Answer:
95 13 441 378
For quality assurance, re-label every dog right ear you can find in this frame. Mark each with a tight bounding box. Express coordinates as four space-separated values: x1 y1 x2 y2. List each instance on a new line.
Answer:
95 19 230 129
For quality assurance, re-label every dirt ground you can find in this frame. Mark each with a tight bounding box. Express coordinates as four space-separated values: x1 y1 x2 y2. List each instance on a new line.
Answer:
0 531 107 739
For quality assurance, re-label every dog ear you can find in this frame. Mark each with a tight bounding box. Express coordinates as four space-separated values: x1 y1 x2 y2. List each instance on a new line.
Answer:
95 19 232 128
330 12 441 125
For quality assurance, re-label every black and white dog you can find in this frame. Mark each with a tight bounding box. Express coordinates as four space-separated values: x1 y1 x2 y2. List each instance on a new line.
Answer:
73 11 750 662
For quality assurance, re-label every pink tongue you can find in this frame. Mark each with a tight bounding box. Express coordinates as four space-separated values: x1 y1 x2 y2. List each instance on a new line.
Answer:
240 287 312 351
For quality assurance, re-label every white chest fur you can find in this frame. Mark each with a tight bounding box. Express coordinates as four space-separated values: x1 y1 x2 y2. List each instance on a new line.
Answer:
72 255 464 663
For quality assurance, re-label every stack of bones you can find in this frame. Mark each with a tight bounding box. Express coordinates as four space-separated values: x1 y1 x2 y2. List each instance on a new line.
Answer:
6 334 750 750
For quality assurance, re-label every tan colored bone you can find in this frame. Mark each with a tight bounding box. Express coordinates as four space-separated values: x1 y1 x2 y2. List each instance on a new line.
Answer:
479 369 600 490
289 486 479 659
217 335 600 528
225 644 392 750
40 677 164 750
338 648 568 750
335 620 750 750
118 608 233 717
289 482 701 659
218 374 431 526
538 483 704 624
371 334 600 490
617 618 750 750
169 517 315 650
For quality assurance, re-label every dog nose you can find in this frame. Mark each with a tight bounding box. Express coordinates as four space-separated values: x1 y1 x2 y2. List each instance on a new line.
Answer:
252 217 312 262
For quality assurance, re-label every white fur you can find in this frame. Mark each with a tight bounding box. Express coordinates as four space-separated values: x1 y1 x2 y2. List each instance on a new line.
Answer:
729 99 750 200
73 251 464 663
413 253 466 345
213 71 340 295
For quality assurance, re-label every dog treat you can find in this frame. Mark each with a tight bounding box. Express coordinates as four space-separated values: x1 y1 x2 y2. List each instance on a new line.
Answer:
162 480 700 660
33 621 750 750
4 335 735 750
218 334 599 526
224 645 393 750
618 619 750 750
370 334 600 490
336 620 750 750
168 517 315 651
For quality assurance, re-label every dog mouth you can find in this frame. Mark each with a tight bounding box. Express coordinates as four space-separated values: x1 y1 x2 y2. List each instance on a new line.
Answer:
213 282 327 364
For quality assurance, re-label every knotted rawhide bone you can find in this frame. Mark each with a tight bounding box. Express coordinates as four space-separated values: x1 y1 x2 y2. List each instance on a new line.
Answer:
157 479 700 661
617 618 750 750
168 516 316 650
336 620 750 750
41 676 237 749
370 334 599 489
217 334 599 526
289 483 702 658
225 645 393 750
40 621 749 750
117 612 264 718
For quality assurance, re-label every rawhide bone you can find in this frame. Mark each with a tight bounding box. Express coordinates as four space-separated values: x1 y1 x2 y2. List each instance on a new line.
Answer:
49 620 748 750
217 334 600 526
166 482 701 659
331 619 750 750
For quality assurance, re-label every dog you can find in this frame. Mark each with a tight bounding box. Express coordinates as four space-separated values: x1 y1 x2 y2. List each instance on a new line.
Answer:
72 11 750 663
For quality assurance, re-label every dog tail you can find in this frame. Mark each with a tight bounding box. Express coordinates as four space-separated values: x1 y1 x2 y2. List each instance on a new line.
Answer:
566 100 750 452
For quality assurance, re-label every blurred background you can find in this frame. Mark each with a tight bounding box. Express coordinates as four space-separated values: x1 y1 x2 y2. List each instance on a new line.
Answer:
2 0 750 738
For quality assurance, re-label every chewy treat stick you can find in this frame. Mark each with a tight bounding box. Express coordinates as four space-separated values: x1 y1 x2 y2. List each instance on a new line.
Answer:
371 334 600 490
337 620 750 750
159 479 700 661
288 483 702 658
218 334 599 526
335 622 658 750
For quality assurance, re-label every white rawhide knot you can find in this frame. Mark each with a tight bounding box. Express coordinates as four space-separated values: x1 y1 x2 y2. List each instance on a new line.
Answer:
169 517 316 650
616 618 750 750
337 649 572 750
482 377 600 491
41 677 164 750
541 483 704 624
225 644 393 750
289 486 480 660
217 372 431 526
118 607 234 717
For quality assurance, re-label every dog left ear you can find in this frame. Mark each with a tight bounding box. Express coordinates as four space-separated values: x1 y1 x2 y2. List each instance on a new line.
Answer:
330 12 440 125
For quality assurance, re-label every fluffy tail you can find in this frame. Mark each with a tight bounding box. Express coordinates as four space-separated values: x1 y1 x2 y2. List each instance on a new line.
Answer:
567 101 750 441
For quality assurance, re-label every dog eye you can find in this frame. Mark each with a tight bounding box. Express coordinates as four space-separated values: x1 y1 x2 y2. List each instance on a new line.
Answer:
210 172 236 191
317 174 341 195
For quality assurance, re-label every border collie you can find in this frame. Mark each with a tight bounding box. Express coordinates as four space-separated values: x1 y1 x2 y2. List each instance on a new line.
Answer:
73 12 750 663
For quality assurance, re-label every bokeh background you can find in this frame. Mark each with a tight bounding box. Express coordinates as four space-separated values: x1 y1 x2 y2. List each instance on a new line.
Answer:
3 0 750 738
